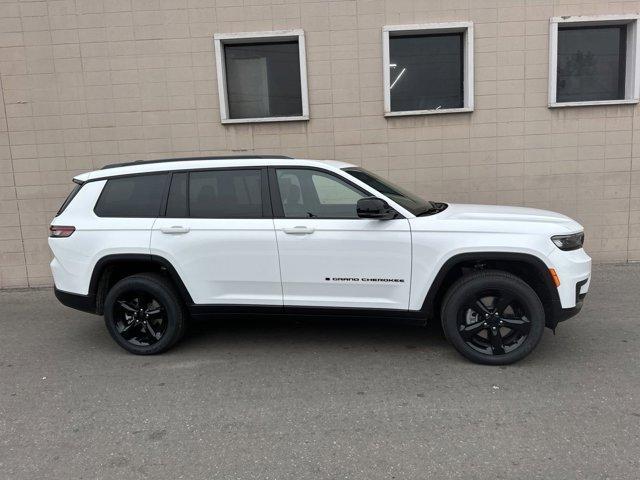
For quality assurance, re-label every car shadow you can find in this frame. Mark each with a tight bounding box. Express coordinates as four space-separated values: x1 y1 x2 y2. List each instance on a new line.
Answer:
179 314 450 353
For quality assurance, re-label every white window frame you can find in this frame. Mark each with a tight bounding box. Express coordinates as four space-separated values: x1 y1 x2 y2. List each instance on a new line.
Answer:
213 29 309 124
549 14 640 108
382 22 474 117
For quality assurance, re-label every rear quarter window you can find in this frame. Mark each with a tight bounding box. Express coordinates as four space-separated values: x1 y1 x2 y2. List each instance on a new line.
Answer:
56 183 83 216
94 174 168 218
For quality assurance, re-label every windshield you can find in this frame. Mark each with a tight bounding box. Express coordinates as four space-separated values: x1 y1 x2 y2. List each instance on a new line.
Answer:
343 168 438 216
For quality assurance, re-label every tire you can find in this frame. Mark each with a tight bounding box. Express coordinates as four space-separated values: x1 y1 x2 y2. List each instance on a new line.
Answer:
104 273 186 355
440 270 545 365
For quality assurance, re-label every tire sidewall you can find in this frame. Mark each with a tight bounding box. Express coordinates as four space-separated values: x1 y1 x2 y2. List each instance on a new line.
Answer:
104 275 183 355
442 274 545 365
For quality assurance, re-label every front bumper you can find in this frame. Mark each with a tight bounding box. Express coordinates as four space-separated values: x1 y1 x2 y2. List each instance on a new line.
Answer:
549 276 588 330
548 247 591 309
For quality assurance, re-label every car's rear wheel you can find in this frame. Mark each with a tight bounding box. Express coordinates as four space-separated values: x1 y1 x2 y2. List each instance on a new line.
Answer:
441 270 545 365
104 273 186 354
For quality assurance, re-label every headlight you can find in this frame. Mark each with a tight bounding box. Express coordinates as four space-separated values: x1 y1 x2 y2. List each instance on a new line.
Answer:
551 232 584 251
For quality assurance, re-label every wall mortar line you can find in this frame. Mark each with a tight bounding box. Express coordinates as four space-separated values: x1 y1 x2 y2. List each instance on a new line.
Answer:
0 72 29 287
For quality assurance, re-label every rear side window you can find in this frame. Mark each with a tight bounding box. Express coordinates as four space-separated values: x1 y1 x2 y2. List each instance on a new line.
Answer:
94 174 167 218
56 183 83 216
189 169 262 218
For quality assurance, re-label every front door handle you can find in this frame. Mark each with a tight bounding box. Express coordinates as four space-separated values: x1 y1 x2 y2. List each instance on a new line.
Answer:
160 226 190 234
283 226 315 235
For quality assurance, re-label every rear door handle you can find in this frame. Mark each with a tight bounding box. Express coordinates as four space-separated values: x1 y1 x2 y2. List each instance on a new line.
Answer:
283 226 315 235
160 226 190 234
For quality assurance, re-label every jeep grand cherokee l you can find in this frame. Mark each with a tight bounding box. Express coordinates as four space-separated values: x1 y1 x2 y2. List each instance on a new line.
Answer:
49 155 591 364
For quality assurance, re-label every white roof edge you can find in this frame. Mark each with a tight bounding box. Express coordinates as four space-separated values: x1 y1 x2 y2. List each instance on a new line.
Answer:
74 172 91 182
79 158 357 181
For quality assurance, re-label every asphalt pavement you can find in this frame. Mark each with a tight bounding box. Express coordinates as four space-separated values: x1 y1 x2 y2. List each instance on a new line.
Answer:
1 263 639 479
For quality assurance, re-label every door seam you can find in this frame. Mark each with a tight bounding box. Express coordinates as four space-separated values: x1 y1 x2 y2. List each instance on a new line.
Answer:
271 218 285 306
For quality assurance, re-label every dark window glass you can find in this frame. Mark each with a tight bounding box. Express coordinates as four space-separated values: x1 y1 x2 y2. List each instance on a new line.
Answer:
56 183 83 216
189 169 262 218
389 33 464 111
344 168 435 216
276 169 365 219
557 25 626 102
95 174 167 218
166 172 188 217
224 41 302 119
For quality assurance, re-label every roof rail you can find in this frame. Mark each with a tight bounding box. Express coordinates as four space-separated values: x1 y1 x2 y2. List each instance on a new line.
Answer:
100 155 293 170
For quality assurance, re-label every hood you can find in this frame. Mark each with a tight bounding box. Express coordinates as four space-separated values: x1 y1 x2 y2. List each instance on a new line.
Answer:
410 203 583 235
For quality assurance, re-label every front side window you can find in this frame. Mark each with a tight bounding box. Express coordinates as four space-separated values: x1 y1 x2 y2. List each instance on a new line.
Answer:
94 174 167 218
214 30 309 123
344 168 436 216
189 169 262 218
276 169 366 219
549 16 640 106
383 23 474 116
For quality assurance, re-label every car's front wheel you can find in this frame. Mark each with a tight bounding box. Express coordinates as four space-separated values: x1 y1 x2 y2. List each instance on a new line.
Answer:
104 273 186 355
441 270 545 365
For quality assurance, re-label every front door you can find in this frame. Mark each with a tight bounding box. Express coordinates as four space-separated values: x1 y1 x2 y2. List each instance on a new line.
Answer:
151 168 282 306
270 167 412 310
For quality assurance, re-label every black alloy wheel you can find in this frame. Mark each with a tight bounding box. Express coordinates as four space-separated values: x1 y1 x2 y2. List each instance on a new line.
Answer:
113 291 168 346
104 273 186 355
441 270 545 365
457 290 531 356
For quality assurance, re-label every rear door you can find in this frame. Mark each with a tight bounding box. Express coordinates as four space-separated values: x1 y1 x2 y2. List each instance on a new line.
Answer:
150 168 282 306
270 167 412 310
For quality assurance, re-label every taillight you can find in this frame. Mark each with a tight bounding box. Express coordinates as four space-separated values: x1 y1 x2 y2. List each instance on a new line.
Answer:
49 225 75 238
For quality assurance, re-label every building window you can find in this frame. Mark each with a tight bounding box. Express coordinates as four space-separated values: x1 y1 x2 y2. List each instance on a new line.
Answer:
214 30 309 124
549 15 640 107
382 22 474 116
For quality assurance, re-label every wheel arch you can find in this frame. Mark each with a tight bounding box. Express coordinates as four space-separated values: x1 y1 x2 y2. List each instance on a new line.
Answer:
420 252 562 329
89 254 193 315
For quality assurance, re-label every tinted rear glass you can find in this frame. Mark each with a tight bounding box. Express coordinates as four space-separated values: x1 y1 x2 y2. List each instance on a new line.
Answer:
189 169 262 218
56 183 83 216
94 174 167 218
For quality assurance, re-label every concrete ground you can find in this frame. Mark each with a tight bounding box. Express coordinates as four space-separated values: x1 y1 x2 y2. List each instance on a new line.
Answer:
0 264 639 480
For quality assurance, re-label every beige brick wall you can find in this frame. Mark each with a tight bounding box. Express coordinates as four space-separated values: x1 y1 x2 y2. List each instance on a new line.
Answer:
0 0 639 288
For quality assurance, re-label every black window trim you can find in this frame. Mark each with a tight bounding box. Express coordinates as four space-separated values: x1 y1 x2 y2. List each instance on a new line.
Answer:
267 166 404 220
93 172 171 219
89 165 405 220
163 171 188 218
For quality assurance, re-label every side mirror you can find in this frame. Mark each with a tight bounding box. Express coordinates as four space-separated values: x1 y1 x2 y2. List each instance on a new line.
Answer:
357 197 396 219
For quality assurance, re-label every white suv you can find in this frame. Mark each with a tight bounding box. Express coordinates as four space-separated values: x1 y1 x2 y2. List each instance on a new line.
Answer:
49 155 591 364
